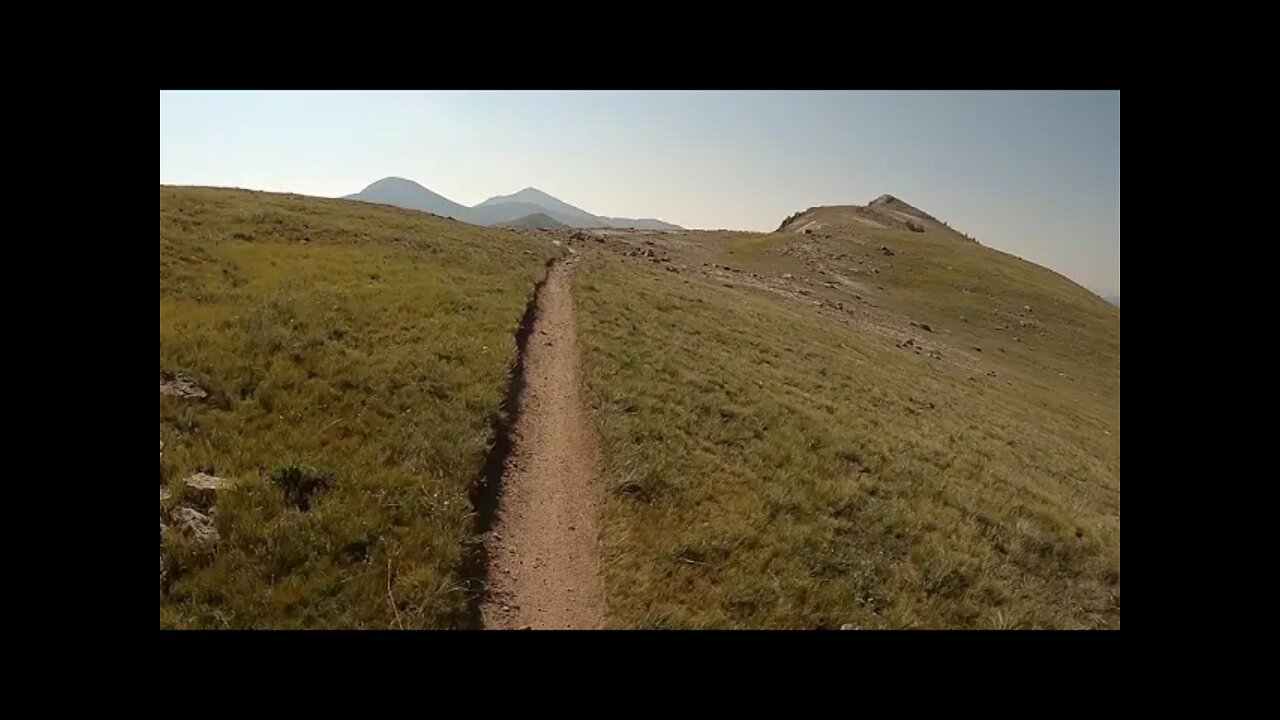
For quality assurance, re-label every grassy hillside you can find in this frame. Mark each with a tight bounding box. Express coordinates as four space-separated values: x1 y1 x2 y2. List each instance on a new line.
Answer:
159 187 560 628
573 211 1120 628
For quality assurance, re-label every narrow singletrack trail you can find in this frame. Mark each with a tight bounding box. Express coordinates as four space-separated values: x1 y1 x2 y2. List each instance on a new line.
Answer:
481 256 605 629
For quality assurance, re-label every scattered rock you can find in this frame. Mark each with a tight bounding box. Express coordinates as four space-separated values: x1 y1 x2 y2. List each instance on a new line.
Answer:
159 372 208 399
182 472 237 507
987 370 998 377
665 265 679 273
910 322 934 333
879 246 895 257
1023 305 1033 313
904 220 925 233
782 273 793 280
169 506 220 548
840 624 859 630
973 346 983 352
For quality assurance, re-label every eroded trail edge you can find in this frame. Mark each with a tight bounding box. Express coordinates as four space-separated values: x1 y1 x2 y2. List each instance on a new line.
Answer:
479 256 604 629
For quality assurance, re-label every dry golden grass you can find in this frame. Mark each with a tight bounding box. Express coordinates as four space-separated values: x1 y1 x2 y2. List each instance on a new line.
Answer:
159 186 559 628
573 211 1119 628
160 188 1119 630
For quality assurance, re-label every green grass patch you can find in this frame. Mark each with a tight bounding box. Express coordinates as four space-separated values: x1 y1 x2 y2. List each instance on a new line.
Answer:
159 186 559 628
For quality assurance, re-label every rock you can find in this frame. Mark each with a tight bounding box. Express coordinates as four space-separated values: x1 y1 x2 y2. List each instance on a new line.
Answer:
910 322 933 333
973 346 983 352
840 624 859 630
665 265 679 273
160 487 171 502
987 370 998 377
879 246 895 256
835 301 844 310
782 273 793 280
1023 305 1032 313
904 220 925 233
159 372 208 399
169 506 220 548
182 472 237 507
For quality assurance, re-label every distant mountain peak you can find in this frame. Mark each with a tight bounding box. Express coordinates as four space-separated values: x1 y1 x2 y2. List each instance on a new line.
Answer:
342 177 682 231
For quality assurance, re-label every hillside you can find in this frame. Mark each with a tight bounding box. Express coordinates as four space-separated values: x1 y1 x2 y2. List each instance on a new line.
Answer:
159 186 561 628
571 197 1120 628
603 217 684 231
160 187 1119 630
498 212 572 230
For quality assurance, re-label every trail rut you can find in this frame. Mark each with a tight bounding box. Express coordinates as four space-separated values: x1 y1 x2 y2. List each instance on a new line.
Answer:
480 256 604 629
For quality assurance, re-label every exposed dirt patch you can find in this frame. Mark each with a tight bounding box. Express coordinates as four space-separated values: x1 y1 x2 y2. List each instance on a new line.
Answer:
480 257 605 629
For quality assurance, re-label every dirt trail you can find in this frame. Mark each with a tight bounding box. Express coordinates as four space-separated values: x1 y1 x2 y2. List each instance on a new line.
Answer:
480 256 605 629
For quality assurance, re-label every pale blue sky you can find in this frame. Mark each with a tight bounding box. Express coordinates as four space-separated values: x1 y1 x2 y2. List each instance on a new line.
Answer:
160 91 1120 295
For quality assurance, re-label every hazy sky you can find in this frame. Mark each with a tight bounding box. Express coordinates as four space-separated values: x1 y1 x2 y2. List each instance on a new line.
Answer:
160 90 1120 295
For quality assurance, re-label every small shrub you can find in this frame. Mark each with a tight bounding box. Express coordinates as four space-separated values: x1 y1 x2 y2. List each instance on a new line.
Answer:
272 464 335 511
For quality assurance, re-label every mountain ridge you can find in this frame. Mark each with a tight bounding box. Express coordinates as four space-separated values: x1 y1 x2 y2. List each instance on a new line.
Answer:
344 177 683 231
